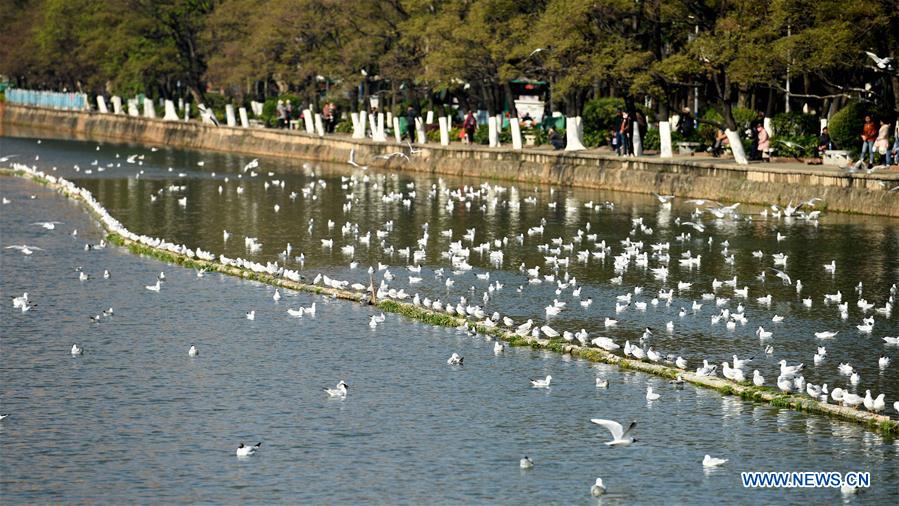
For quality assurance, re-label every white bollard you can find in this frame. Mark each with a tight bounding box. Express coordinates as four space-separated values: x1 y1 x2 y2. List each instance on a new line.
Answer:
426 110 434 124
726 129 748 164
183 105 190 122
415 118 426 144
96 96 108 114
438 116 450 146
368 113 378 140
819 118 827 134
163 100 179 121
111 96 123 114
239 107 249 128
393 117 402 143
225 104 237 127
358 111 368 139
372 113 387 142
386 112 393 127
127 99 139 117
632 122 643 156
565 116 586 151
303 110 315 134
659 121 673 158
510 118 523 150
251 101 263 117
351 112 363 139
763 117 773 137
143 97 156 119
314 113 325 136
488 116 499 147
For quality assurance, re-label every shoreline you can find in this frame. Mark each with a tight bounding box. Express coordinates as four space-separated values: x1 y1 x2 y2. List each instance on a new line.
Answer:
2 103 897 217
3 165 897 436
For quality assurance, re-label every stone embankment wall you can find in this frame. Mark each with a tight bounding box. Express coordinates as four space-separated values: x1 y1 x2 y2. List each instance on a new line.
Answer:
2 103 897 216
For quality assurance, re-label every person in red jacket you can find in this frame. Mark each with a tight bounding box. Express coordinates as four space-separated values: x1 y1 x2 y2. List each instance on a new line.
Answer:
463 111 478 144
860 115 877 167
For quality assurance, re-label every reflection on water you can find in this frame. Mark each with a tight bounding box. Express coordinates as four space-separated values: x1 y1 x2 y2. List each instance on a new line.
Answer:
2 133 898 502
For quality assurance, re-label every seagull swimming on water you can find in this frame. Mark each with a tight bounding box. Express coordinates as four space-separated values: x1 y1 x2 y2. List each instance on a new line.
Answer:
519 456 534 469
530 375 552 388
703 455 728 468
325 380 349 398
590 478 607 496
236 442 262 457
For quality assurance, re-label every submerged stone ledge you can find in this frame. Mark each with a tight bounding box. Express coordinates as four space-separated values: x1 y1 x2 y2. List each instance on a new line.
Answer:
3 167 897 436
2 103 898 217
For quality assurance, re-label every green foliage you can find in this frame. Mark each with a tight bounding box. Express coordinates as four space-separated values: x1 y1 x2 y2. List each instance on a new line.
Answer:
699 107 757 141
773 135 818 158
582 98 626 138
772 112 818 138
828 102 867 155
261 95 302 127
335 120 353 134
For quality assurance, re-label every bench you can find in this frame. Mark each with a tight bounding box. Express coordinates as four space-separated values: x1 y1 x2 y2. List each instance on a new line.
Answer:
677 141 701 155
823 150 851 166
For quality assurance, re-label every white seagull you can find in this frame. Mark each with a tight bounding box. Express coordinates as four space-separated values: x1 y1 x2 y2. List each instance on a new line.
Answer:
703 455 728 468
236 442 262 457
590 419 637 446
325 380 349 398
530 375 552 388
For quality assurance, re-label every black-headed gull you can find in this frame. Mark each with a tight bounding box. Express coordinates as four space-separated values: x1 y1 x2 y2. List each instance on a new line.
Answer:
188 345 198 357
530 375 551 388
519 456 534 469
236 442 261 457
591 419 637 446
325 381 348 398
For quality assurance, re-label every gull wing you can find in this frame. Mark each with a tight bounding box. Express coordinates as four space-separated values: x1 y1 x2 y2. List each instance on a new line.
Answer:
590 419 624 440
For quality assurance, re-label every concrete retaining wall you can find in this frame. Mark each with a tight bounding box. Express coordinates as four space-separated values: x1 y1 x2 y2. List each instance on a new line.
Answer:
2 102 897 216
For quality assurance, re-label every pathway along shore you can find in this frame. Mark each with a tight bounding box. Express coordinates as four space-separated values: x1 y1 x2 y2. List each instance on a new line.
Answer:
2 103 898 217
3 165 898 435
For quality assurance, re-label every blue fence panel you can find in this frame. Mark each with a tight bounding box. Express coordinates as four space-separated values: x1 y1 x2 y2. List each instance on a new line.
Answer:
7 88 89 111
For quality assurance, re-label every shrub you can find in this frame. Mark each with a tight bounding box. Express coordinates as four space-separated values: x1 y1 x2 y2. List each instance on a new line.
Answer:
261 94 303 127
334 119 353 134
827 102 867 155
642 127 659 151
582 97 626 138
772 135 818 158
698 107 757 143
772 111 818 138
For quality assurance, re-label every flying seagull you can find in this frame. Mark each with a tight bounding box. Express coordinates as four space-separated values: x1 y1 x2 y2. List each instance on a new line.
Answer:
590 419 637 446
865 51 894 70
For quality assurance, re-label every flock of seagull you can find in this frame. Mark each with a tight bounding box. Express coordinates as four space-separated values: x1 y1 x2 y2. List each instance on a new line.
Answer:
4 140 898 497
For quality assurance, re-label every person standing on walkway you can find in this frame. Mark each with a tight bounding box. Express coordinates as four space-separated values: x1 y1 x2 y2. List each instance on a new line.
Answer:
405 105 417 143
322 102 333 133
756 123 770 162
749 111 765 160
860 115 877 167
874 118 891 166
463 110 477 144
276 100 287 128
619 112 633 156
